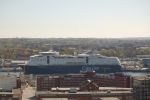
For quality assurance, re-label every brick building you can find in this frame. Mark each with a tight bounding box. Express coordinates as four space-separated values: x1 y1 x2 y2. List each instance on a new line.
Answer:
36 72 133 91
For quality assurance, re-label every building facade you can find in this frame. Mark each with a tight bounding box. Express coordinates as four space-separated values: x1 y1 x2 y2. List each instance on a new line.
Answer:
36 72 133 91
133 76 150 100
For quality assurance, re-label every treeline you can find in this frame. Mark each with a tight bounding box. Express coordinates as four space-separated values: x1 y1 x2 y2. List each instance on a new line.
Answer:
0 38 150 59
99 47 150 57
59 47 150 58
0 48 39 59
0 38 150 49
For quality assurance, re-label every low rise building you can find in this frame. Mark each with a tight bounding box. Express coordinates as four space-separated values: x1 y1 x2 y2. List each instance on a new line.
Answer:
36 87 133 100
36 72 133 100
36 72 133 91
133 76 150 100
0 89 22 100
142 58 150 68
0 75 21 91
0 75 22 99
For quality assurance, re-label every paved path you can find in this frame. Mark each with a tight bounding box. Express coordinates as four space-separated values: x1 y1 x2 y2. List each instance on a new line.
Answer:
22 86 35 100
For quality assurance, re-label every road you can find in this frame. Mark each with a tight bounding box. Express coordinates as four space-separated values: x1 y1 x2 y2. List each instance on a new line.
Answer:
22 86 35 100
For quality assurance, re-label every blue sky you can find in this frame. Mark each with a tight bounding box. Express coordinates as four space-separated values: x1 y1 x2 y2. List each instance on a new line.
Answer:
0 0 150 38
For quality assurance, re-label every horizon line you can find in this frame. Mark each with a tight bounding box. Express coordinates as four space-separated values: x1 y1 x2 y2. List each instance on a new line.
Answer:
0 37 150 39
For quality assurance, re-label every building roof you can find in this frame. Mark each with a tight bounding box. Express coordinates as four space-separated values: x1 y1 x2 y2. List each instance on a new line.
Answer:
42 98 68 100
134 76 150 81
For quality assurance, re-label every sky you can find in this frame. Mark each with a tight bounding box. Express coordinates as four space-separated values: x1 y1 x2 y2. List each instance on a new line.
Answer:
0 0 150 38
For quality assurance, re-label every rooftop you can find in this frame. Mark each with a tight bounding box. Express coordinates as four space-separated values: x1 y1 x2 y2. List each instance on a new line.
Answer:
134 76 150 81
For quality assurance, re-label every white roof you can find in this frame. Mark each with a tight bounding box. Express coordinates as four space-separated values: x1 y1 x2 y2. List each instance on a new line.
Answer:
78 53 89 57
39 50 59 54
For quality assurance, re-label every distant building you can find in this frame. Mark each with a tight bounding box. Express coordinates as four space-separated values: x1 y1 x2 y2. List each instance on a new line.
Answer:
136 55 150 67
142 58 150 68
137 55 150 58
133 76 150 100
